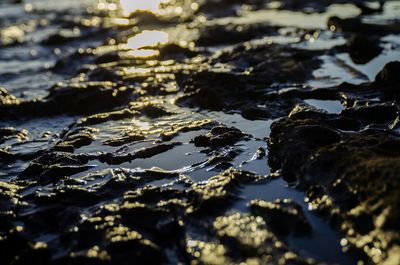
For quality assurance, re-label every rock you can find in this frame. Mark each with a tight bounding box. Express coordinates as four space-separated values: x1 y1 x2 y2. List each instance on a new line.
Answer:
0 82 134 120
341 104 398 124
130 102 173 118
96 143 180 165
249 199 312 236
269 117 341 182
328 16 400 35
55 127 97 151
176 43 321 111
19 151 91 183
189 169 260 215
375 61 400 85
197 23 278 46
43 82 132 115
347 34 382 64
192 126 249 148
159 44 199 59
268 113 400 264
76 109 138 126
0 87 19 105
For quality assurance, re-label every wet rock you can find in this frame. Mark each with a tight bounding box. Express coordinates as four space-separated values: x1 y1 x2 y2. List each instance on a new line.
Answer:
0 87 19 105
0 226 31 265
277 87 339 101
42 31 80 45
159 44 199 59
0 181 20 212
188 169 260 215
249 199 312 236
390 116 400 131
268 113 400 264
160 119 216 141
42 82 132 115
0 127 28 144
86 67 121 82
176 71 238 110
269 117 341 182
207 212 315 265
94 51 121 64
76 109 138 126
103 133 145 147
197 23 279 46
119 201 173 236
19 151 91 183
105 227 164 265
274 0 353 12
192 126 249 148
213 213 279 256
375 61 400 85
346 34 383 64
327 16 400 35
213 44 321 84
0 82 134 120
241 105 272 120
55 127 97 151
198 0 271 17
341 104 398 124
34 185 100 207
11 242 51 265
177 44 321 112
96 143 180 165
124 185 184 205
130 101 173 118
255 147 266 159
0 149 16 162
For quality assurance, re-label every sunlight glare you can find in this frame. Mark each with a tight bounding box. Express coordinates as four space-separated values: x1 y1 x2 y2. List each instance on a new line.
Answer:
123 30 169 50
126 49 160 58
120 0 169 16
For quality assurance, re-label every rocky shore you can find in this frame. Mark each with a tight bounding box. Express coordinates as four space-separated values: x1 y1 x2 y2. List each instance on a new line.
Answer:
0 0 399 264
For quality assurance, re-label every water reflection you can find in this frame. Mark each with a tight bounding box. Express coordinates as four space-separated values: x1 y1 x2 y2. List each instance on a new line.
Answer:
120 0 168 16
123 30 169 50
126 49 160 58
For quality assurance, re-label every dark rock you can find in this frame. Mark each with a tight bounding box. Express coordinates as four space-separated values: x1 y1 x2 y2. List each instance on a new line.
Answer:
268 117 341 182
341 104 398 124
159 44 199 59
268 114 400 263
347 34 383 64
197 23 278 46
96 143 180 165
375 61 400 85
56 127 97 150
328 16 400 35
0 82 133 120
76 109 138 126
189 169 260 215
249 199 312 236
193 126 249 147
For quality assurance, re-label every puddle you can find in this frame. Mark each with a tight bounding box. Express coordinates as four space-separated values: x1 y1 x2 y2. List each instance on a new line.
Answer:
212 4 360 29
310 55 369 87
304 99 344 114
233 178 357 265
337 49 400 81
